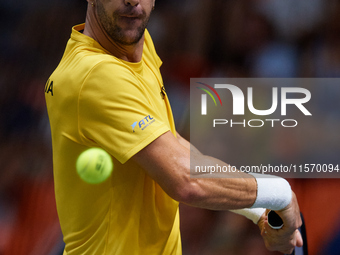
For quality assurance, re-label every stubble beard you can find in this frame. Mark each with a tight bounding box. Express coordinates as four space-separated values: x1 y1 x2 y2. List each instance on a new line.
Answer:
96 2 151 46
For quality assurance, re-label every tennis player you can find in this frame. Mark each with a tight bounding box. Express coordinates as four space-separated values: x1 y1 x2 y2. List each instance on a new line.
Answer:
45 0 303 254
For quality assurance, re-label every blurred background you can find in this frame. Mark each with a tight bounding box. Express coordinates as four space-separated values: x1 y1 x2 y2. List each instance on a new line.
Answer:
1 0 340 254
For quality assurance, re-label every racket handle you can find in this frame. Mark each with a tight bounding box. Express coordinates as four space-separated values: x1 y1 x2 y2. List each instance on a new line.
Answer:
267 210 284 229
267 210 299 255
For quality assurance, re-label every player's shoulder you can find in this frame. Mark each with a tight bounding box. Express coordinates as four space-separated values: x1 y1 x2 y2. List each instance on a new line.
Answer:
60 28 128 73
68 41 124 72
57 37 137 85
48 44 137 104
76 55 142 99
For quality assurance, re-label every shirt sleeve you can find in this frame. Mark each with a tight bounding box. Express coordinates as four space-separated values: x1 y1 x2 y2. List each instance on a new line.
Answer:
78 60 170 164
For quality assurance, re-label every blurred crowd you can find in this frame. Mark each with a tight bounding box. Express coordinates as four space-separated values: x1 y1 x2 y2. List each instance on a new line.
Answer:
1 0 340 254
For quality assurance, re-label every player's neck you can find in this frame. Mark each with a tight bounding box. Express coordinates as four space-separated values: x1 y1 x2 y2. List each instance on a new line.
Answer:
83 5 144 63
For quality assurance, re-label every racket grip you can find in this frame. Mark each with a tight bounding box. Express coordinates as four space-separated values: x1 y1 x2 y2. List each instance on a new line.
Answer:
267 211 297 255
267 210 284 229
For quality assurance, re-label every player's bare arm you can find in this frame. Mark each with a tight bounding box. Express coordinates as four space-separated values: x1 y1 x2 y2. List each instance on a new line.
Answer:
176 131 303 253
176 131 202 155
133 131 257 210
133 130 303 253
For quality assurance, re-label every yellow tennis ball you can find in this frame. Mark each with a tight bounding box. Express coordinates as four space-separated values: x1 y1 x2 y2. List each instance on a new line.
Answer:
76 148 113 184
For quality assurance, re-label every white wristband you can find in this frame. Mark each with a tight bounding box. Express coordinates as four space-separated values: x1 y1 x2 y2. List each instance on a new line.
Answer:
230 208 266 224
249 173 292 211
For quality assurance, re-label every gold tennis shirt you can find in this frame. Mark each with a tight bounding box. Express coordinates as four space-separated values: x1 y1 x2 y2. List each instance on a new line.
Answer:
45 24 181 255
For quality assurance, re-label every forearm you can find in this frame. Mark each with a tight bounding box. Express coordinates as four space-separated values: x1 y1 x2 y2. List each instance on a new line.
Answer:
135 131 291 212
190 151 292 211
176 132 202 156
175 132 301 253
137 132 257 210
186 153 257 210
174 132 255 209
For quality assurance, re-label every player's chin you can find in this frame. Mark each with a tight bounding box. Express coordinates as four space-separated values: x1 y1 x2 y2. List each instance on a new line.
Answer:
120 31 144 45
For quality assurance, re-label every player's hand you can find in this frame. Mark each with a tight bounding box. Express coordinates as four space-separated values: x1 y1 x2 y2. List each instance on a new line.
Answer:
257 192 303 254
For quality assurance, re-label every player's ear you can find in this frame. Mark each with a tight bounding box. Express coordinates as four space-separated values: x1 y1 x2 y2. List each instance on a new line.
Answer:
86 0 96 7
152 0 155 10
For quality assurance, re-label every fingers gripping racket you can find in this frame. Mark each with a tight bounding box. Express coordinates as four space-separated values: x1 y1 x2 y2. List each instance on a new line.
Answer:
267 211 308 255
